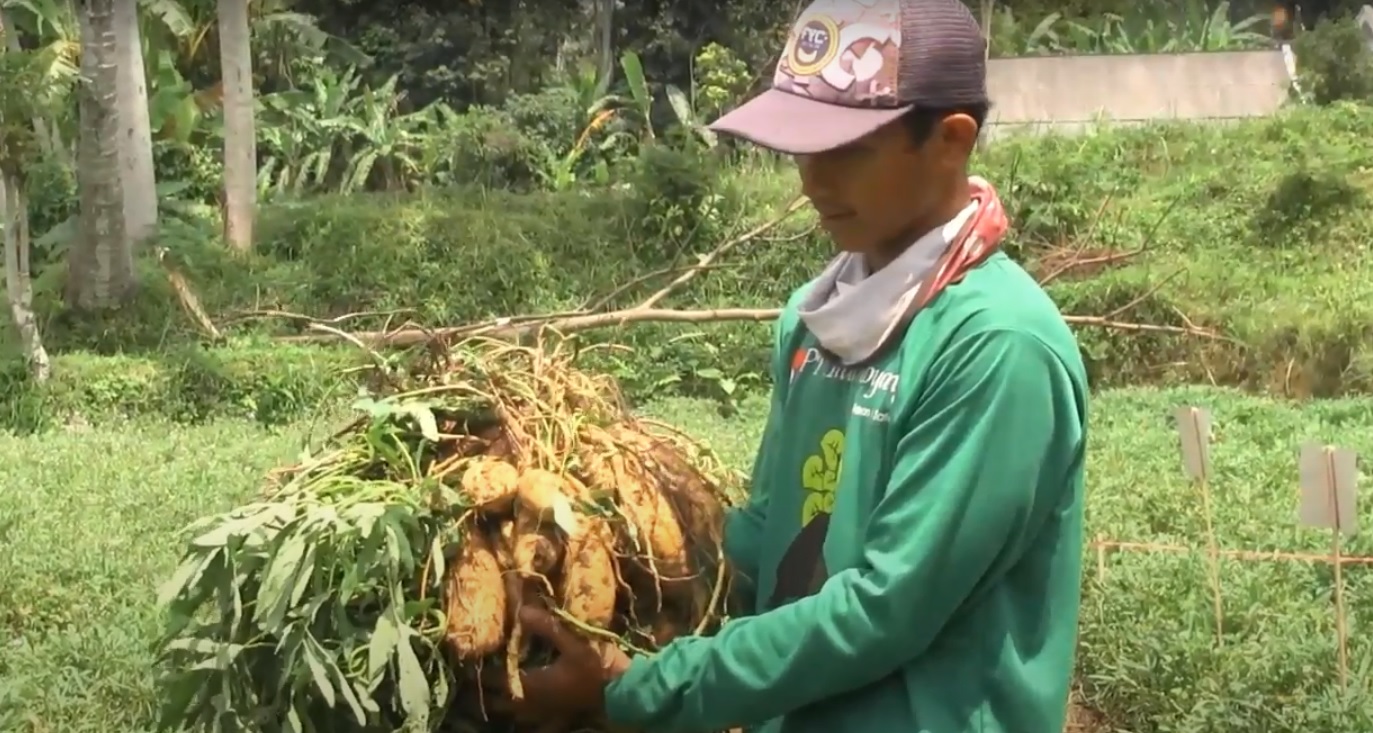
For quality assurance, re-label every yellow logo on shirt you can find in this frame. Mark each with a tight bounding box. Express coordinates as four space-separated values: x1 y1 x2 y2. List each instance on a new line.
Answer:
801 429 844 525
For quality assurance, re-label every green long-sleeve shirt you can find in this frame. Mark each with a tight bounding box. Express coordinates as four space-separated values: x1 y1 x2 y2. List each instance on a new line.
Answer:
604 252 1088 733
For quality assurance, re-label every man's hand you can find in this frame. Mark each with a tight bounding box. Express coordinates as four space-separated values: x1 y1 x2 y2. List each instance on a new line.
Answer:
515 605 633 722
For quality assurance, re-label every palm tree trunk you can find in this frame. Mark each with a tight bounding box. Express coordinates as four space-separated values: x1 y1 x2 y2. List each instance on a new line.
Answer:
592 0 615 97
68 0 134 310
2 170 52 381
114 0 157 245
218 0 256 252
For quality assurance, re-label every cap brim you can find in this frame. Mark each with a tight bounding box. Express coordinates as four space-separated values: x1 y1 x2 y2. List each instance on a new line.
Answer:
708 89 911 155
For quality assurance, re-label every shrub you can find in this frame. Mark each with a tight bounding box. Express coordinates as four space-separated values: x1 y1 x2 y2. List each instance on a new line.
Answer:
1293 17 1373 104
421 105 547 190
0 342 357 434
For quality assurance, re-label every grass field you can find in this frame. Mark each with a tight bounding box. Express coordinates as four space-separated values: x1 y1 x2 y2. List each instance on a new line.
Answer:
2 386 1372 732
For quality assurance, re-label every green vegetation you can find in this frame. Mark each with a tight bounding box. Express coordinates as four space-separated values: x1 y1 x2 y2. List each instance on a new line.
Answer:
4 388 1371 732
987 0 1270 56
10 105 1373 431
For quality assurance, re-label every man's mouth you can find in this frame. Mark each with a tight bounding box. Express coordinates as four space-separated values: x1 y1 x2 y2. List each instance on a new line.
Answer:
812 204 855 222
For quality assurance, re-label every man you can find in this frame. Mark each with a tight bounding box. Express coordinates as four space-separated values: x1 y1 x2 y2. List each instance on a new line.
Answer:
1272 0 1336 37
513 0 1089 731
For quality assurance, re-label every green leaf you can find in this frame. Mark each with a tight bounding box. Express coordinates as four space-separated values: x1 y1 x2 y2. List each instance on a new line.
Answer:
367 608 401 681
302 635 337 708
427 534 445 592
255 531 309 628
331 661 370 724
403 403 440 442
394 632 431 728
288 542 317 608
196 640 247 671
383 521 405 572
156 549 218 607
188 504 285 548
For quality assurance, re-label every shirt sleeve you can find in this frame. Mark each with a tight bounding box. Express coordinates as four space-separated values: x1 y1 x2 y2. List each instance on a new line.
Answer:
602 328 1077 733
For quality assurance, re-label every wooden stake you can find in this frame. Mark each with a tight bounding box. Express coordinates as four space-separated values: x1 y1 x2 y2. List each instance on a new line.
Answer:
1298 442 1358 691
1324 446 1349 691
1175 406 1223 647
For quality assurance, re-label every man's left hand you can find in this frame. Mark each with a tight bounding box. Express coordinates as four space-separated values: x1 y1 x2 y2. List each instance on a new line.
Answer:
516 605 633 721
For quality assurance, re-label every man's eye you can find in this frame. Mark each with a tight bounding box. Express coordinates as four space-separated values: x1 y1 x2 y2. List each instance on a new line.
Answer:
823 145 868 162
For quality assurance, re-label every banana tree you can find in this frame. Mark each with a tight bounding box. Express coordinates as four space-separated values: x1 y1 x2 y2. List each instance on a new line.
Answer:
334 74 434 192
3 0 365 141
616 50 718 148
618 49 654 141
256 65 364 194
0 20 74 379
663 83 717 149
0 0 74 158
139 0 368 87
256 66 434 195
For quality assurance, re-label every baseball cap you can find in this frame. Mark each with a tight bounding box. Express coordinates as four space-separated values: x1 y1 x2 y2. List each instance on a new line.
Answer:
709 0 988 155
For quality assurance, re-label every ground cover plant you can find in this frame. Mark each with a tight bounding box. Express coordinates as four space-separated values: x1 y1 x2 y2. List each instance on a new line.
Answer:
3 386 1371 732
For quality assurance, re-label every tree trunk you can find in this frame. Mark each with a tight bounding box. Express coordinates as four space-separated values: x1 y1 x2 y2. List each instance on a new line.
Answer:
592 0 615 97
68 0 134 310
218 0 256 252
2 170 52 381
113 0 157 246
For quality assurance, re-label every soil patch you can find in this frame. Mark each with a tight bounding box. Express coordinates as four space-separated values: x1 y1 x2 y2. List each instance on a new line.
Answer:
1065 693 1109 733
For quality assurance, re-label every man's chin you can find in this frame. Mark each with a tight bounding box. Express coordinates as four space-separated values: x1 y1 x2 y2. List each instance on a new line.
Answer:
827 235 871 255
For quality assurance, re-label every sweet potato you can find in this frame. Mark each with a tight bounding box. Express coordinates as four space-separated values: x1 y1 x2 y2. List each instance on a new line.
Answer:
445 530 508 659
459 456 520 513
515 468 579 532
580 428 690 578
558 517 617 628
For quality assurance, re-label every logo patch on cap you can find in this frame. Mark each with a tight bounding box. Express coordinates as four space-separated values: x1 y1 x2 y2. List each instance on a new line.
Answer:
774 0 903 108
789 16 841 76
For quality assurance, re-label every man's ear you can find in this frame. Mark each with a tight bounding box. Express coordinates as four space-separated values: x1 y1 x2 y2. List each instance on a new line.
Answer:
937 113 979 163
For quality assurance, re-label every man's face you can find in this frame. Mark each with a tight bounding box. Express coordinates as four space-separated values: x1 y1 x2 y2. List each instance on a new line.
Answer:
794 113 978 258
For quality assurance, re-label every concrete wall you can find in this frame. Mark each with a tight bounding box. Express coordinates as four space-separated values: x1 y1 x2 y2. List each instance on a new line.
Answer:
983 50 1294 137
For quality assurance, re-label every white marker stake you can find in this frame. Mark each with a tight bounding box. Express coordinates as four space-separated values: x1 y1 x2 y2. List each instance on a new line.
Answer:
1173 406 1222 646
1298 442 1358 690
1298 443 1358 535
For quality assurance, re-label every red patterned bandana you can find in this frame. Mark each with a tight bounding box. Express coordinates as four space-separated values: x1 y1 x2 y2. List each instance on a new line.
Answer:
914 176 1010 310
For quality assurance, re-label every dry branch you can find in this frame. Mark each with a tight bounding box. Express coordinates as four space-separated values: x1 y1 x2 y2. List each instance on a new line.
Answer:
158 248 223 341
637 196 806 309
274 304 1221 347
276 307 783 347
